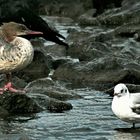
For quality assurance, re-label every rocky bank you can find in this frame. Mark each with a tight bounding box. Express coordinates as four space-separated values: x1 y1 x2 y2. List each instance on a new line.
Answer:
50 0 140 92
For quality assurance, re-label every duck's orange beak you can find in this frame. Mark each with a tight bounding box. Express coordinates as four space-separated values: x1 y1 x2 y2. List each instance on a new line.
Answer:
25 30 43 35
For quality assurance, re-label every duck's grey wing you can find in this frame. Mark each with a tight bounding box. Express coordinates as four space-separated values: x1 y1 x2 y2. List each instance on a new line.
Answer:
129 93 140 114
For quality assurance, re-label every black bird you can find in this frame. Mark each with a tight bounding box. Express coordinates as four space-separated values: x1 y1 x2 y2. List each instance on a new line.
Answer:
0 0 69 48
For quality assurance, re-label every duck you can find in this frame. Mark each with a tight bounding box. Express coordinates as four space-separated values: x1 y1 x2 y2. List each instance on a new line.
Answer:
0 22 43 94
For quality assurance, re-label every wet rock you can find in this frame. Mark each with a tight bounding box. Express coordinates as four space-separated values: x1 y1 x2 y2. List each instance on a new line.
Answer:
42 16 74 24
92 0 122 16
43 0 92 19
25 78 81 101
78 0 140 27
0 93 43 114
115 24 140 37
0 106 9 118
24 78 80 112
53 38 140 90
68 40 111 61
41 44 67 57
78 9 99 26
29 93 72 113
99 0 140 26
122 0 140 9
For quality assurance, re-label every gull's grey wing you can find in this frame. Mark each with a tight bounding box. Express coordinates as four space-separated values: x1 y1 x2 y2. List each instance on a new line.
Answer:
129 93 140 114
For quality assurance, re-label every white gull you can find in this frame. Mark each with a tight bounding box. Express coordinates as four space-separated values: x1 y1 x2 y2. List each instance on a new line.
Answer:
112 83 140 128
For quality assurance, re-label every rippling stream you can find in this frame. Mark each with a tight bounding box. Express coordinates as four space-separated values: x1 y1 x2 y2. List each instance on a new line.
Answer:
0 18 140 140
0 88 140 140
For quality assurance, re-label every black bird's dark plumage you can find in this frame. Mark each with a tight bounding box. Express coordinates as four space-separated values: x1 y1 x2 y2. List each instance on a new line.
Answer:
0 0 69 48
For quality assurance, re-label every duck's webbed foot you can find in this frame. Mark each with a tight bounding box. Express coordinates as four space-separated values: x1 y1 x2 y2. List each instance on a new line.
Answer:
0 82 26 94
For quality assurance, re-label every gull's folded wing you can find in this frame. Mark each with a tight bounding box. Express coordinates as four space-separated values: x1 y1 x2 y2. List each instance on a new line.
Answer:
129 93 140 114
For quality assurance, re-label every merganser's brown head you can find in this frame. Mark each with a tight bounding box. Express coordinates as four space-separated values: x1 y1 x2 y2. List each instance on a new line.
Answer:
1 22 43 42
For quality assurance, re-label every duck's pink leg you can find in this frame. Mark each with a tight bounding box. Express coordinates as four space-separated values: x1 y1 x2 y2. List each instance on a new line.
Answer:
0 73 26 94
4 82 26 93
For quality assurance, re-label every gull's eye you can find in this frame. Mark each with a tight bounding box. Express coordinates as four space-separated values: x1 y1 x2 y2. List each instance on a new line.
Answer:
120 89 124 93
125 89 127 93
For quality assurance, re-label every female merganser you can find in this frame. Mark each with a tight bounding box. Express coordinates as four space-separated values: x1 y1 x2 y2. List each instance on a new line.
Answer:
0 22 43 94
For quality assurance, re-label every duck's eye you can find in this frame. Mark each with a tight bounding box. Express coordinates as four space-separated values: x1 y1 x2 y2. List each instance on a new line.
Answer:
120 89 124 93
19 25 27 31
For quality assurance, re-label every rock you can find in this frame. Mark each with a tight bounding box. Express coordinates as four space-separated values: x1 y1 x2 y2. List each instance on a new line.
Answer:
0 93 43 114
92 0 122 16
78 9 99 26
78 0 140 27
0 106 9 118
43 0 92 19
53 37 140 90
25 78 81 101
67 39 112 61
41 44 67 57
42 16 74 24
29 93 73 113
24 78 81 112
122 0 140 9
99 0 140 26
115 23 140 37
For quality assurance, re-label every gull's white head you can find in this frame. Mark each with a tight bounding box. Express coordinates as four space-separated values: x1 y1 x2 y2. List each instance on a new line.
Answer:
114 83 129 97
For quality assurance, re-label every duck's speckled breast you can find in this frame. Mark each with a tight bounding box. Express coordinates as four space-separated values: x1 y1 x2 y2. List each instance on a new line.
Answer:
0 37 34 73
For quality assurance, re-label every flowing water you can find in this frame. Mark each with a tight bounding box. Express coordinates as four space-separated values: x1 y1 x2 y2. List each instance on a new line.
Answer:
0 88 140 140
0 17 140 140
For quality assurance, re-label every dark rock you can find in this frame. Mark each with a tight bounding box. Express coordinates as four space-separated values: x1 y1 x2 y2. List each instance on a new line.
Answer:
46 97 73 113
78 0 140 27
0 93 43 114
42 44 67 57
28 93 73 113
43 0 92 19
99 0 140 26
78 9 99 26
42 16 74 24
92 0 122 16
25 78 81 101
122 0 139 9
0 106 9 118
53 37 140 90
115 23 140 37
24 78 82 112
67 40 111 61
